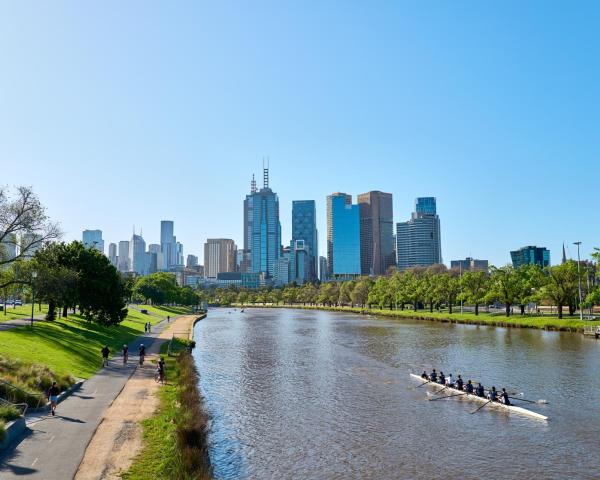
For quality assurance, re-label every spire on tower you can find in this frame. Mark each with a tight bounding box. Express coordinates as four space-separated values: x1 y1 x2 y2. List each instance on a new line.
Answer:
250 174 257 193
263 157 270 189
562 242 567 264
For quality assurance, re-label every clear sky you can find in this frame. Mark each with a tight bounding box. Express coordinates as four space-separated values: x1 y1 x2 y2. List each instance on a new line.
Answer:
1 1 598 266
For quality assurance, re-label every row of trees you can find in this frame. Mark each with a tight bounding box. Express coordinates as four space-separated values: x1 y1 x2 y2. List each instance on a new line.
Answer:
202 259 599 319
132 272 200 307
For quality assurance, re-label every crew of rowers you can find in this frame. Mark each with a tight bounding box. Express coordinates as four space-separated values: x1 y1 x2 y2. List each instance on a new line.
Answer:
421 369 511 405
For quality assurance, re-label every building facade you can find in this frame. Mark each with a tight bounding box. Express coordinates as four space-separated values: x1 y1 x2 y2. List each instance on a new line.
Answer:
186 254 198 268
358 191 395 276
204 238 237 278
129 233 146 275
117 240 130 272
160 220 177 270
292 200 318 283
450 257 489 272
328 193 361 277
510 246 550 268
396 197 442 270
319 256 328 282
82 229 104 253
108 243 118 267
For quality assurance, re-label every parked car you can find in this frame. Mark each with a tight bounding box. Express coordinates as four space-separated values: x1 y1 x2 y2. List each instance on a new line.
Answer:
14 300 22 306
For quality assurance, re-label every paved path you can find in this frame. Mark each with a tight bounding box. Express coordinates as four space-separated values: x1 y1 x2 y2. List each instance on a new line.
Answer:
0 316 46 332
0 317 174 480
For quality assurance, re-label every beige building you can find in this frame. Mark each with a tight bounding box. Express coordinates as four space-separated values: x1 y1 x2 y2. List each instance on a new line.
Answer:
204 238 237 278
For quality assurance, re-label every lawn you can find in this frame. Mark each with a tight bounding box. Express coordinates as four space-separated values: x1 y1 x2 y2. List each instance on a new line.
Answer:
129 304 194 318
0 303 49 322
0 306 184 379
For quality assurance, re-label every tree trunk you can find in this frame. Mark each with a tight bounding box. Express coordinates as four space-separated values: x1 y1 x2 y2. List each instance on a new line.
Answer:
429 302 433 313
62 305 68 318
505 304 510 317
568 304 575 316
449 303 453 314
475 303 479 316
414 302 418 311
520 305 525 315
558 304 563 319
46 299 56 321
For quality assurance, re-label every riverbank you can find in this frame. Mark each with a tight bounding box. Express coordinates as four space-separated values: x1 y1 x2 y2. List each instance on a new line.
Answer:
236 304 600 332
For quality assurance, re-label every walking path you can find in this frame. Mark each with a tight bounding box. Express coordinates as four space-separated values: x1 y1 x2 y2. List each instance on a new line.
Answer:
74 315 198 480
0 315 186 480
0 315 46 331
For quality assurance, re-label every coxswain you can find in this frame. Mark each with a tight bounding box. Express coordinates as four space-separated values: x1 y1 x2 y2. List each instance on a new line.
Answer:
446 373 454 387
421 371 428 379
456 375 464 391
438 371 446 385
465 380 474 394
476 383 485 397
500 388 511 405
488 386 498 401
429 369 438 382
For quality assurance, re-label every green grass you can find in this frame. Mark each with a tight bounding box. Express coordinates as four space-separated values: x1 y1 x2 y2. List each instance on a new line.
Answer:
0 421 5 442
0 304 49 322
0 405 21 422
130 304 194 318
0 306 180 379
239 304 600 332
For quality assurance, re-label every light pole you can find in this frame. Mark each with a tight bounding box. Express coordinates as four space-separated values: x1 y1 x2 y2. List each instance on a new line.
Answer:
574 242 583 321
30 270 37 327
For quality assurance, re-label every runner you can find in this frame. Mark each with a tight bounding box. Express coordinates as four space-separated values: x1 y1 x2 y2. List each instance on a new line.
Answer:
138 344 146 365
101 345 110 367
122 344 129 364
47 381 60 416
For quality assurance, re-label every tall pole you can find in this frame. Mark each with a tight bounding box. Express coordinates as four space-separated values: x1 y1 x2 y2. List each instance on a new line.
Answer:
30 271 37 327
574 242 583 321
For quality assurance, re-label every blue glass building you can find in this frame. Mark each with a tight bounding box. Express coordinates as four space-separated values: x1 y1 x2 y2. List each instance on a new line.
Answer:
328 193 361 277
415 197 437 216
292 200 318 282
510 246 550 268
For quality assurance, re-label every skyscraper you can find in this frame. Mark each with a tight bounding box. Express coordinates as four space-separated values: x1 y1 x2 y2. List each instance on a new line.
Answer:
319 256 328 282
117 240 130 272
129 233 147 275
82 229 104 254
108 243 118 267
292 200 318 282
0 233 17 262
510 246 550 268
358 191 394 276
327 192 361 277
160 221 177 270
396 197 442 270
204 239 237 278
249 167 281 278
186 254 199 268
176 242 184 266
243 175 257 270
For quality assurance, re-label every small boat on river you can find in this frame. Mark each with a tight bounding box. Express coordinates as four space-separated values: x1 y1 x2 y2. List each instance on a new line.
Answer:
410 374 548 421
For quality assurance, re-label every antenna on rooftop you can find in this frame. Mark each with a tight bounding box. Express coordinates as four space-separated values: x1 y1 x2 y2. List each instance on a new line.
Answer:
251 174 257 193
263 157 270 188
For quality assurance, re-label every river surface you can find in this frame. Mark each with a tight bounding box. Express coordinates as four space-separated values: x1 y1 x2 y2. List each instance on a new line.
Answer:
193 308 600 479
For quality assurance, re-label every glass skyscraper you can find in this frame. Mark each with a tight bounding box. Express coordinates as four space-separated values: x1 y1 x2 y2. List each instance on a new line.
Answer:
292 200 318 283
160 220 177 270
510 246 550 268
82 229 104 254
328 193 360 277
358 191 395 276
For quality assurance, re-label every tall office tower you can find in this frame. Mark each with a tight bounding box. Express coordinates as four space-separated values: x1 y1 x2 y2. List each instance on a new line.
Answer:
19 233 43 258
129 233 147 275
147 244 162 271
510 246 551 268
186 254 199 268
327 193 361 277
0 233 17 262
274 246 291 287
160 220 177 270
290 240 311 285
292 200 318 283
204 239 237 278
248 166 281 278
117 241 130 272
396 197 442 270
82 229 104 254
358 191 394 276
176 242 184 266
319 256 328 282
108 243 118 267
450 257 489 272
243 175 258 271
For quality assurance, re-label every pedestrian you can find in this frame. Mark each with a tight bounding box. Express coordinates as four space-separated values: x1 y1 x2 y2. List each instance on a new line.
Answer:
101 345 110 367
157 356 166 384
139 344 146 365
167 315 170 323
122 344 129 364
144 323 148 333
47 381 60 416
147 322 151 333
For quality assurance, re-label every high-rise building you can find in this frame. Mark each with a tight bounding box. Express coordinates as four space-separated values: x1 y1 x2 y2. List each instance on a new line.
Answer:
358 191 395 276
248 167 281 278
243 175 257 271
450 257 489 272
327 192 361 277
160 221 177 270
176 242 184 266
108 243 118 267
319 256 328 282
129 233 146 275
19 233 43 258
396 197 442 270
292 200 318 282
204 239 237 278
117 241 130 272
290 240 311 285
0 233 17 262
148 244 162 271
510 246 550 268
145 251 158 274
274 247 291 287
82 229 104 253
186 254 199 268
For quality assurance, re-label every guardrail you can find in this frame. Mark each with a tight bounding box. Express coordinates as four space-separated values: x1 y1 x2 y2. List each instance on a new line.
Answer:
0 396 28 416
0 379 44 409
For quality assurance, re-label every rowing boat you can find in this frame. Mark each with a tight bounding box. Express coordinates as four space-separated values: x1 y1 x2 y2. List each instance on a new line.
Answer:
410 374 548 420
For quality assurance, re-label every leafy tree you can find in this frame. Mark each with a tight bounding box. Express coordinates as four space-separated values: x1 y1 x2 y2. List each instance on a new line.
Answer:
539 261 579 319
460 271 489 316
487 266 521 317
351 278 372 307
133 272 179 305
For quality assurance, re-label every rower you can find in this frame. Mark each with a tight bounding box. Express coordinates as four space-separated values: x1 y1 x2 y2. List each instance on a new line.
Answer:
438 371 446 385
476 383 485 397
500 388 511 405
429 369 437 382
488 386 498 402
421 371 428 379
456 375 464 391
445 373 454 388
465 380 474 394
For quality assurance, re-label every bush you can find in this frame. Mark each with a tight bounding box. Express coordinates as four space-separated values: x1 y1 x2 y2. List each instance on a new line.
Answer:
0 421 5 442
0 405 21 422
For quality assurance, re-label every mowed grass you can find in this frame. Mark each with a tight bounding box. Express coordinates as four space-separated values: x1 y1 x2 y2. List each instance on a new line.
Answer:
129 304 194 318
0 303 49 322
0 306 186 379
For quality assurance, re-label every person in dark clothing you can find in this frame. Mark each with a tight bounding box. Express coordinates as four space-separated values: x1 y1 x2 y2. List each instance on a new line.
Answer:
157 357 166 384
438 372 446 385
122 345 129 364
101 345 110 367
429 369 437 382
465 380 474 394
456 375 464 391
488 386 498 401
139 344 146 365
421 371 428 379
500 388 511 405
47 382 60 416
476 383 485 397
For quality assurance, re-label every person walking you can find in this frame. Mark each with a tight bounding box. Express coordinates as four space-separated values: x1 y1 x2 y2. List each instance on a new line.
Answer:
157 357 166 384
122 344 129 365
47 382 60 416
147 322 151 333
101 345 110 367
138 344 146 366
167 315 170 323
144 323 148 333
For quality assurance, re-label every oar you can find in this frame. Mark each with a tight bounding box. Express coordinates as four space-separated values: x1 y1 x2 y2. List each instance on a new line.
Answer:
432 385 449 395
471 400 492 414
429 393 465 401
508 396 548 404
415 380 432 389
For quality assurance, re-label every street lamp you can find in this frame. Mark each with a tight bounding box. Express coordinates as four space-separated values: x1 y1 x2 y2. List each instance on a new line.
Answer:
30 271 37 327
574 242 583 322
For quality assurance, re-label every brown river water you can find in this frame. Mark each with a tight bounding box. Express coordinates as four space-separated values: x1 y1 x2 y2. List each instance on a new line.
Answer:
192 308 600 480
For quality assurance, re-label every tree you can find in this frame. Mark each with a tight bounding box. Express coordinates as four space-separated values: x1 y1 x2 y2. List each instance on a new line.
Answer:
539 262 579 319
338 280 355 306
460 271 489 315
434 272 460 314
133 272 179 305
487 266 521 317
351 278 372 307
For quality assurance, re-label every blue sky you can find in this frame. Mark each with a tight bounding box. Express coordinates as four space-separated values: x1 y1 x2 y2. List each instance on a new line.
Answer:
1 1 598 266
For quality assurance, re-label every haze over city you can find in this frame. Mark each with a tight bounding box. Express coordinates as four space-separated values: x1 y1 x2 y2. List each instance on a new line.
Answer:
1 2 599 266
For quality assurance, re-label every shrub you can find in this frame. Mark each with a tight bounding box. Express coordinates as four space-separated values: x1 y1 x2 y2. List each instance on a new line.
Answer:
0 405 21 422
0 421 5 442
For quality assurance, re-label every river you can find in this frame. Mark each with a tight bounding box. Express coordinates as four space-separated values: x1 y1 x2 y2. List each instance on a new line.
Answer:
192 308 600 479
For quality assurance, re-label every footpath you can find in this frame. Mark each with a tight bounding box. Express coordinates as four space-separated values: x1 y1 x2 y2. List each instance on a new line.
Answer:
0 315 196 480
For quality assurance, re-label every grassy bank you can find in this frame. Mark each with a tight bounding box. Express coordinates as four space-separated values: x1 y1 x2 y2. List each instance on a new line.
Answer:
0 305 193 379
236 304 600 332
124 339 211 480
0 303 49 322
